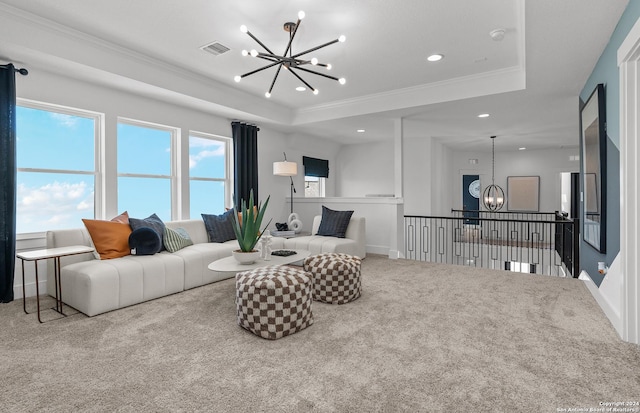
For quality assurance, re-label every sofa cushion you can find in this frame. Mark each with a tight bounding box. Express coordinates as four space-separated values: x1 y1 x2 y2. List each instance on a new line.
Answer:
164 227 194 253
316 206 354 238
129 213 165 253
202 210 237 243
82 218 132 260
129 227 162 255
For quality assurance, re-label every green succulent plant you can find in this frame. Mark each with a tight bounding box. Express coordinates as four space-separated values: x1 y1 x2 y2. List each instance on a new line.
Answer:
232 190 271 252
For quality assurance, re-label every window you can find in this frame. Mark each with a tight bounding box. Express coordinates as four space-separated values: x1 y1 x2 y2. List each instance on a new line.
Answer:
303 156 329 197
16 101 100 234
305 176 325 197
188 132 232 216
117 119 175 221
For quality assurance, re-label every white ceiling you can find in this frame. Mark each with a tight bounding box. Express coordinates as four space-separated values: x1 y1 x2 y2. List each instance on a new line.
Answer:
0 0 629 152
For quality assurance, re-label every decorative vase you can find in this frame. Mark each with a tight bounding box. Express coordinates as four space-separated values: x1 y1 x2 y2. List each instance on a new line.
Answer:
232 249 261 265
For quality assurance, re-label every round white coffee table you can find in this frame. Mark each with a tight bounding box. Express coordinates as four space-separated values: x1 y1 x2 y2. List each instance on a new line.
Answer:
208 249 311 273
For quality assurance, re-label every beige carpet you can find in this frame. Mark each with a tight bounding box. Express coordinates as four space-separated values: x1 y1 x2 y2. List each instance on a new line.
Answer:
1 256 639 412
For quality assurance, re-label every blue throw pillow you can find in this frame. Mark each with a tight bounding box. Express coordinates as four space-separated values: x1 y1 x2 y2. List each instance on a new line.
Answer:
129 213 166 253
128 227 162 255
316 206 354 238
202 209 237 243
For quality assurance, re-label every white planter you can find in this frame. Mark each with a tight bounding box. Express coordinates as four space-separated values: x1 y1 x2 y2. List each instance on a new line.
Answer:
232 250 261 265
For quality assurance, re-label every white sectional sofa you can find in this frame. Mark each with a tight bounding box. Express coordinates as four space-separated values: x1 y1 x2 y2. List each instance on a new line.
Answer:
45 215 365 317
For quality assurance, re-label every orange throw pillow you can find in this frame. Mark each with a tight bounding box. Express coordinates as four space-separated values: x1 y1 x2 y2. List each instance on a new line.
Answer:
82 218 132 259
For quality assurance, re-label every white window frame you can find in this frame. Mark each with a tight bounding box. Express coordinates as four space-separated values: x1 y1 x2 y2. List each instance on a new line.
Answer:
116 117 179 220
16 98 104 238
304 176 326 198
188 131 234 211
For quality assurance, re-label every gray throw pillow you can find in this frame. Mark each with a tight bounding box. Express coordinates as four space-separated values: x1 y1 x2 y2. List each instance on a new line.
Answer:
316 206 354 238
129 213 166 253
202 210 237 243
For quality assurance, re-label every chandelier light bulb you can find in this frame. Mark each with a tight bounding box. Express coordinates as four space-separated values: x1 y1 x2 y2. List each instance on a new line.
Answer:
313 89 319 95
234 75 241 82
265 92 271 98
326 63 332 70
311 58 318 65
339 35 346 43
298 11 305 20
250 49 258 57
339 77 346 85
241 49 249 57
240 25 248 33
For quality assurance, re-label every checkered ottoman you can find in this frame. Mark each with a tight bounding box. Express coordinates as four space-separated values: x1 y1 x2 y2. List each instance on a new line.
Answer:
303 253 362 304
235 265 314 340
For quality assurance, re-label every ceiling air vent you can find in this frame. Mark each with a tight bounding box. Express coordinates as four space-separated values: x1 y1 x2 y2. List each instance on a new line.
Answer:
200 41 230 56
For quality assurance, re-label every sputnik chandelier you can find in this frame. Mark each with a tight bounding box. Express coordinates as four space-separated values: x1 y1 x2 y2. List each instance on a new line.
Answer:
234 11 346 98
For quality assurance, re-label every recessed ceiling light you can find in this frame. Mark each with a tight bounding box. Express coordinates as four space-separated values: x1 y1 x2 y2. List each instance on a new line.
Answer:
357 129 365 133
519 147 526 151
477 113 490 118
427 54 444 62
296 86 306 92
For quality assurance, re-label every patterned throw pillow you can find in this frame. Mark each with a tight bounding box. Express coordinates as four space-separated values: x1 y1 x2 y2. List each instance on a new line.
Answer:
129 213 166 253
316 206 354 238
202 210 237 243
164 227 194 253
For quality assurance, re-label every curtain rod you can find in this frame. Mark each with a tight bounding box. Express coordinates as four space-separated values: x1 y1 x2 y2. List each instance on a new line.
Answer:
0 63 28 75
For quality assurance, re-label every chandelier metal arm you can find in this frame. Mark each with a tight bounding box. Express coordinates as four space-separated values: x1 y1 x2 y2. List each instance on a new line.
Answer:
255 55 280 63
291 38 340 59
283 18 302 58
267 64 284 95
288 68 316 92
295 66 340 82
256 53 305 67
239 60 281 78
245 30 275 55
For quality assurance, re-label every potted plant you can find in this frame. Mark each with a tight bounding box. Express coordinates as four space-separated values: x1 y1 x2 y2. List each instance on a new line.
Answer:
231 190 271 264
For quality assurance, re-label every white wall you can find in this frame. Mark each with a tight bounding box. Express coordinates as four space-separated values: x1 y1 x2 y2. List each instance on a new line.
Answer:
335 140 395 197
450 147 580 213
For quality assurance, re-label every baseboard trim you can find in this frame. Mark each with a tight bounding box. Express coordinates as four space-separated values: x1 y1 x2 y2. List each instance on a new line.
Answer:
579 270 622 337
13 279 47 300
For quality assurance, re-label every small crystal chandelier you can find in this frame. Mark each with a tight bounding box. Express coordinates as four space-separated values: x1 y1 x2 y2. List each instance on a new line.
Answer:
234 11 346 98
482 136 505 211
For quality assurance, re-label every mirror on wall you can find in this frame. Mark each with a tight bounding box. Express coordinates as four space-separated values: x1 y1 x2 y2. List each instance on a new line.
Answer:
580 83 607 253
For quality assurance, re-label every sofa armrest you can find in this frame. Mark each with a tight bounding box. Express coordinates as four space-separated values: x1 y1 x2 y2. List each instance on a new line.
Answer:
310 215 366 258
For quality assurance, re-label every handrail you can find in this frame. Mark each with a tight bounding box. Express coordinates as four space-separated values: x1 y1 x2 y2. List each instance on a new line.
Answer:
406 214 574 225
404 214 579 278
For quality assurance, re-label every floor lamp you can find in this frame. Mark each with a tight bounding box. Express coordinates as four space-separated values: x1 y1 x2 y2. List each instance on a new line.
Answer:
273 152 297 213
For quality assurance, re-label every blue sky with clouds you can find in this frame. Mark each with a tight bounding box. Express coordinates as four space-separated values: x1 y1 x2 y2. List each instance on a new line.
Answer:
16 106 227 233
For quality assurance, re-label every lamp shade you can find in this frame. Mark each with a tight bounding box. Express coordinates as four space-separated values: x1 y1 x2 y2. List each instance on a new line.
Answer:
273 161 297 176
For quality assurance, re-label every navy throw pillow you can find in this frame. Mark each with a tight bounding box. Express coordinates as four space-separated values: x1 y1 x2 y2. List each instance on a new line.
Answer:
129 213 166 253
316 206 354 238
129 227 162 255
202 209 237 243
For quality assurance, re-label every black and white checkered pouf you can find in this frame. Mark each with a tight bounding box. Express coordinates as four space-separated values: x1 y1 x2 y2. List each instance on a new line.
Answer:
235 265 314 340
303 253 362 304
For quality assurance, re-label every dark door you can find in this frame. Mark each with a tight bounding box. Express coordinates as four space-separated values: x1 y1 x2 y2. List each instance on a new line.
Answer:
462 175 480 224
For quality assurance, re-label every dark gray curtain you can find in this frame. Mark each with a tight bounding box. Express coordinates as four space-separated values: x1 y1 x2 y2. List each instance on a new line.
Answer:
1 64 19 302
231 121 259 206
